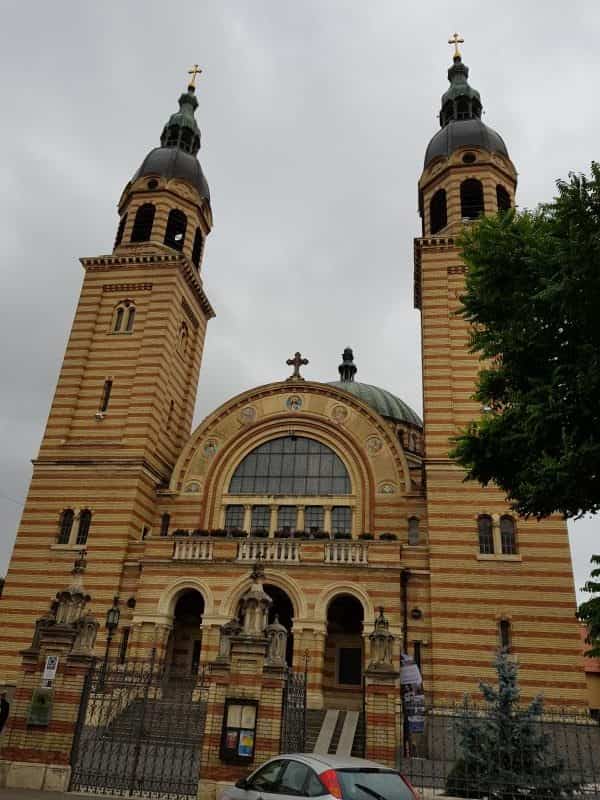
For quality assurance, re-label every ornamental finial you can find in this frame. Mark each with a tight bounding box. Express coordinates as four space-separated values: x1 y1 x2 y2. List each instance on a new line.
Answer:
187 64 203 89
448 32 464 59
286 351 309 381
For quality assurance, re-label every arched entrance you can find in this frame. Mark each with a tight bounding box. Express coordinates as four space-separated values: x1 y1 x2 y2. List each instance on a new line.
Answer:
167 589 205 675
265 583 294 666
324 594 364 709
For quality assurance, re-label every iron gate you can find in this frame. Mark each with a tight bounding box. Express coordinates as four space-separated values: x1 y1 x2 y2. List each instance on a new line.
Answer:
70 655 207 799
280 670 306 752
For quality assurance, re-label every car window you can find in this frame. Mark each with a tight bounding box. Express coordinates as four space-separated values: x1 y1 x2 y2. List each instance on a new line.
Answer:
248 760 286 792
337 769 413 800
306 770 327 797
278 760 311 796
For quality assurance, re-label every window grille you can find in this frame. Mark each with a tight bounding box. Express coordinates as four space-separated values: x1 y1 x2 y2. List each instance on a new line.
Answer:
225 505 244 530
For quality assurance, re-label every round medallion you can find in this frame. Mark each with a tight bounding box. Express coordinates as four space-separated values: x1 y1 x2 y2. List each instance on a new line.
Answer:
286 395 303 411
331 405 349 424
366 435 383 455
379 482 396 495
239 406 257 425
184 481 201 494
203 440 218 458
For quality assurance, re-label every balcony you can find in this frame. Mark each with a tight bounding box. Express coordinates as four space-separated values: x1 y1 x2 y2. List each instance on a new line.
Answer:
172 539 213 561
325 541 368 565
237 539 300 563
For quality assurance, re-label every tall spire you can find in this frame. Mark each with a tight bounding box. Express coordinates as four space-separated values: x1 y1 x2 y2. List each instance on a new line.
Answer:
160 68 203 155
338 347 357 383
439 35 482 128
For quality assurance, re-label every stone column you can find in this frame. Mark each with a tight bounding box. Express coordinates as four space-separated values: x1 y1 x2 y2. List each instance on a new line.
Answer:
269 505 278 536
323 506 332 534
243 504 252 533
296 505 305 534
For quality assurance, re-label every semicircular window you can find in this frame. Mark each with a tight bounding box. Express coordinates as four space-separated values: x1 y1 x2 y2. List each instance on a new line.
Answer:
229 436 351 495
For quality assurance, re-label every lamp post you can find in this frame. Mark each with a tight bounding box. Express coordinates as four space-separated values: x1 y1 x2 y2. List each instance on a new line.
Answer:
102 596 120 684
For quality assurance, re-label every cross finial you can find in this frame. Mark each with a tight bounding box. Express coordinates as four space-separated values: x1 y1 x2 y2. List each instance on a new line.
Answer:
448 32 464 59
286 351 309 381
187 64 202 89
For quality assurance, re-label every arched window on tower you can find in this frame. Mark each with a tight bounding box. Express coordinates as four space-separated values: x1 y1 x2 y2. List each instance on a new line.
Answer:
76 510 92 545
112 300 136 333
496 184 511 212
456 98 469 120
130 203 155 242
114 213 127 248
500 515 517 554
58 508 75 544
499 619 511 652
430 189 447 234
477 514 494 554
160 513 170 537
191 227 204 268
460 178 484 220
164 209 187 251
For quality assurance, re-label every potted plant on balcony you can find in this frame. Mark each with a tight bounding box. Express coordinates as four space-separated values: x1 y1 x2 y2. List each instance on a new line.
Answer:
313 530 330 540
231 528 248 538
251 528 269 538
210 528 227 538
172 529 189 537
359 532 374 540
294 530 310 539
379 532 398 541
274 529 291 538
191 529 209 537
334 532 352 540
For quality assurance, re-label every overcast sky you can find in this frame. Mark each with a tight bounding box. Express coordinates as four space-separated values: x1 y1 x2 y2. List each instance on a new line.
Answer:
0 0 597 600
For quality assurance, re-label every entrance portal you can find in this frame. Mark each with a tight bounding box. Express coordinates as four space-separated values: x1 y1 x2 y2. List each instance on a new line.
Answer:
324 594 364 709
168 589 204 675
265 583 294 666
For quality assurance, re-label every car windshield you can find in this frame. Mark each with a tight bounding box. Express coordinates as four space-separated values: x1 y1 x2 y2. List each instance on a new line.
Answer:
336 769 413 800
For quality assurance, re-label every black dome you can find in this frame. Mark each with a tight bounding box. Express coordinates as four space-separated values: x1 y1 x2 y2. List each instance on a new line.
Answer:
133 146 210 201
425 117 508 168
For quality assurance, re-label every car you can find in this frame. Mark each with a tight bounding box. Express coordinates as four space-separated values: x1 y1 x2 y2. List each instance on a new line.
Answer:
218 753 419 800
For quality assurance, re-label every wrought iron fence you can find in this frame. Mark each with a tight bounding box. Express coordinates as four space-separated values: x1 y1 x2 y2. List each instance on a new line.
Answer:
70 655 208 799
281 669 307 753
399 703 600 799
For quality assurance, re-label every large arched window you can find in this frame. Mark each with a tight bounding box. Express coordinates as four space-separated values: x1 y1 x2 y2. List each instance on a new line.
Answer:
477 514 494 554
229 436 351 495
430 189 447 234
130 203 155 242
500 515 517 554
58 509 74 544
496 184 511 212
164 209 187 251
460 179 484 220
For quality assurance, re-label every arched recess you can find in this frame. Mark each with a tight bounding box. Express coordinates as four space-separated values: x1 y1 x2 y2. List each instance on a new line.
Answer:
219 570 307 621
165 589 204 676
158 576 215 618
315 582 374 623
496 184 511 211
430 188 447 234
460 178 484 220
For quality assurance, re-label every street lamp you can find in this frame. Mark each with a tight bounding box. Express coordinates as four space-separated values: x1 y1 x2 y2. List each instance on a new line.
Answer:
102 596 120 677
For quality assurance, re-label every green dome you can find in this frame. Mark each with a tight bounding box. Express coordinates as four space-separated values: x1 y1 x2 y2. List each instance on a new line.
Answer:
328 381 422 427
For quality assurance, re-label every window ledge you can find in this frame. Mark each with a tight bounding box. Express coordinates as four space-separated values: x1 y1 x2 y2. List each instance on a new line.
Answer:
477 553 522 562
50 544 87 552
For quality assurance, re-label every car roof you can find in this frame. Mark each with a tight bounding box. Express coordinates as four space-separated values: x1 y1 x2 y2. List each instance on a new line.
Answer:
276 754 393 771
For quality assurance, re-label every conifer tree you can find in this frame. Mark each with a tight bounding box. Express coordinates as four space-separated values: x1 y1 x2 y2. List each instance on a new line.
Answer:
577 554 600 658
446 650 578 799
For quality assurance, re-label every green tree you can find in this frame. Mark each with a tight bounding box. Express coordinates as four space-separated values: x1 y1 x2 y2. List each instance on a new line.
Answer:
446 651 577 799
577 554 600 658
451 164 600 519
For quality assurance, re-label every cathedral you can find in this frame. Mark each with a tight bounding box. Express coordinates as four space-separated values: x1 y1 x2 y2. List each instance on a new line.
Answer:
0 42 587 727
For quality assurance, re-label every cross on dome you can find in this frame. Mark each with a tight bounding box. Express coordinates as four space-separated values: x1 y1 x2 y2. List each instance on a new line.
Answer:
286 351 309 381
187 64 202 88
448 32 464 59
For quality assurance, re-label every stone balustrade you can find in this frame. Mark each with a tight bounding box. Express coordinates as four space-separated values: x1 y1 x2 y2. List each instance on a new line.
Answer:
324 541 368 565
237 539 300 563
172 539 213 561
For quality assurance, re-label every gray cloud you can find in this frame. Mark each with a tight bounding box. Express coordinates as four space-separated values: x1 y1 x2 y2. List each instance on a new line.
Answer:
0 0 597 598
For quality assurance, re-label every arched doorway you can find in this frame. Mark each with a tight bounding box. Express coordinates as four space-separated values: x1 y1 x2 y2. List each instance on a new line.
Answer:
265 583 294 666
167 589 205 676
324 594 364 709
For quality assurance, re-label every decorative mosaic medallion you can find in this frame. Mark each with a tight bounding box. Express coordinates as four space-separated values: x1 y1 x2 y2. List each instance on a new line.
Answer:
203 439 218 458
184 481 201 494
286 395 303 411
366 435 383 455
379 482 396 495
331 405 349 424
239 406 257 425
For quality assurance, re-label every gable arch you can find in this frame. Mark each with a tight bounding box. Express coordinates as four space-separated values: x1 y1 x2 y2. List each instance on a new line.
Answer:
157 576 215 618
219 570 307 620
315 582 375 623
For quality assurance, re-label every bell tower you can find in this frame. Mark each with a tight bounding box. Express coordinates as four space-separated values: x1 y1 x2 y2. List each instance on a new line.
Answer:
0 71 215 682
414 40 587 705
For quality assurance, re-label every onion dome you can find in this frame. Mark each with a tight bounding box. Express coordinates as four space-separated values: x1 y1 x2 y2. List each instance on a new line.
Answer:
132 76 210 201
328 348 422 427
424 45 508 168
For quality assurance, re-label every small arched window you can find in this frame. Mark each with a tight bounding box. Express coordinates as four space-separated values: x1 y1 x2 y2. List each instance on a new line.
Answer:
500 515 517 554
160 513 170 537
76 510 92 545
408 516 420 546
460 179 484 220
430 189 447 234
130 203 155 243
114 213 127 248
499 619 511 651
112 301 135 333
191 228 204 268
478 514 494 554
164 209 187 251
58 509 75 544
496 185 511 212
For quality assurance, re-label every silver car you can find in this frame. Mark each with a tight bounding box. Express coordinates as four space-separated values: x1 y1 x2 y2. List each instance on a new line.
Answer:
218 753 418 800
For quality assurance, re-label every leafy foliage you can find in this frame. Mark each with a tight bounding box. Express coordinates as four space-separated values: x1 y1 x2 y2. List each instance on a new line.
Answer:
576 553 600 658
451 164 600 518
446 651 578 799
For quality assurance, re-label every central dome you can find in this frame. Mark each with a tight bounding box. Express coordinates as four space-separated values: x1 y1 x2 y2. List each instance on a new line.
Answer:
328 381 422 427
424 118 508 167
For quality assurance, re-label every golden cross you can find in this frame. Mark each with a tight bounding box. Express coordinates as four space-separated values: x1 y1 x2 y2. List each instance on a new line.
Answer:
188 64 203 88
448 32 464 58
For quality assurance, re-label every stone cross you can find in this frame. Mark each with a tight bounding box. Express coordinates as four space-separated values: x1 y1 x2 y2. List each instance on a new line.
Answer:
448 32 464 58
286 352 309 380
